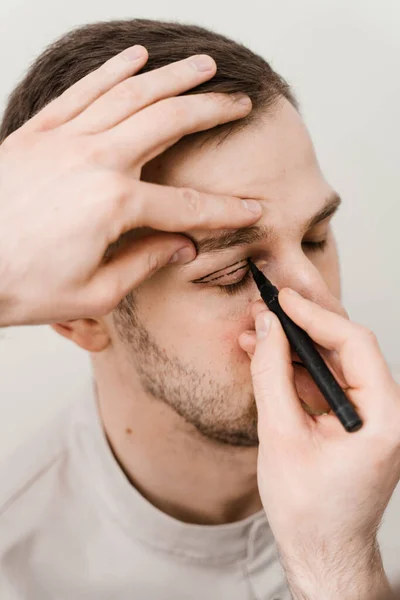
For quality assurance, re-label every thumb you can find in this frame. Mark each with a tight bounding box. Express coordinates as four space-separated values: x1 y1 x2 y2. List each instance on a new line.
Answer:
251 310 308 433
86 233 195 314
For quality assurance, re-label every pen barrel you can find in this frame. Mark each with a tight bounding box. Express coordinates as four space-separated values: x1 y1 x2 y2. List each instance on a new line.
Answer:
264 293 362 432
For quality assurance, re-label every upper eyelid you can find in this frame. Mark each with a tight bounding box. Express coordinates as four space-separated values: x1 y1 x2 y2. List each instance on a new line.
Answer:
199 264 249 283
191 260 248 283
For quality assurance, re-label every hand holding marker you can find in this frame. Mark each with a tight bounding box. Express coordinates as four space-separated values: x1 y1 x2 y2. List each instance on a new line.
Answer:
248 259 362 432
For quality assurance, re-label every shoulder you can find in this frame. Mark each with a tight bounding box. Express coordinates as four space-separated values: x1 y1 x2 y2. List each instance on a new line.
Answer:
0 405 72 524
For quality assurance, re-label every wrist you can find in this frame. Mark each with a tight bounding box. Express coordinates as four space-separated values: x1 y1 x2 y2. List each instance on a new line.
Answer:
0 295 13 328
0 284 24 328
0 259 17 327
279 541 390 600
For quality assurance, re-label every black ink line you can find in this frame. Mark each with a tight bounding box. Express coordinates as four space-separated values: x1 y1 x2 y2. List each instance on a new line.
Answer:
193 264 249 284
191 260 247 283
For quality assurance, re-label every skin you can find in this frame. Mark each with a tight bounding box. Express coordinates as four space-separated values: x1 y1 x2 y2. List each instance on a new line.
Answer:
1 47 399 599
54 97 345 526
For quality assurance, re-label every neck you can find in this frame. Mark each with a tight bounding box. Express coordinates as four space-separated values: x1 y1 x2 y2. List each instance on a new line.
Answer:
92 355 262 526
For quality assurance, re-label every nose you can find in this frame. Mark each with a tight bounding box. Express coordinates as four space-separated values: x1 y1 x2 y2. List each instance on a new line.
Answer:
246 254 349 397
253 253 346 319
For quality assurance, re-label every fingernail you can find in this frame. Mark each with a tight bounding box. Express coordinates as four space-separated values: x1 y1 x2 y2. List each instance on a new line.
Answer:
190 55 215 72
122 45 145 61
285 288 301 297
242 199 262 215
256 313 272 340
233 93 252 107
168 246 195 265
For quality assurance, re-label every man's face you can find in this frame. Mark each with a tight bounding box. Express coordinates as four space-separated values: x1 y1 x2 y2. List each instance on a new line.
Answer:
112 98 342 447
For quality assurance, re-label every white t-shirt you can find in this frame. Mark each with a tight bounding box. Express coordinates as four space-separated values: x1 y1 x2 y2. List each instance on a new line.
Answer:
0 383 290 600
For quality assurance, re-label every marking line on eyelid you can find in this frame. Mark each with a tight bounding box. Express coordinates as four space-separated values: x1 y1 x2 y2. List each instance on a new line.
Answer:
191 260 248 283
199 264 249 284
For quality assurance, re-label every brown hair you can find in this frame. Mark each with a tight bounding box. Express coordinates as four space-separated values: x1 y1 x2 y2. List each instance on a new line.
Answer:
0 18 297 143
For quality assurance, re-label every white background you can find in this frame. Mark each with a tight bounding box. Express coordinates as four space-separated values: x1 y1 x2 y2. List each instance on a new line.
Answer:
0 0 399 583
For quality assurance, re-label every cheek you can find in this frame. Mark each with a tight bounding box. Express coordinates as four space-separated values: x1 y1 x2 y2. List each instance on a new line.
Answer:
135 276 256 359
182 300 255 363
214 297 256 361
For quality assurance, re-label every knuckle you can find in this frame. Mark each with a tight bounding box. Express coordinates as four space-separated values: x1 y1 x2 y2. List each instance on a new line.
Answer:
72 137 103 164
96 171 125 206
84 287 117 317
111 178 130 209
251 366 270 385
101 173 128 206
200 92 221 106
303 312 318 334
162 97 190 124
357 325 378 345
107 179 136 230
101 54 122 76
251 356 276 381
113 79 137 102
165 62 185 82
203 92 231 109
90 172 130 219
99 280 126 315
114 178 142 222
180 187 205 219
146 252 161 276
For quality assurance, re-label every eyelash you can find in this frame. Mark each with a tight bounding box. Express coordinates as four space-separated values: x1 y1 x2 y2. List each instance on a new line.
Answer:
220 268 253 296
303 239 328 252
219 240 328 296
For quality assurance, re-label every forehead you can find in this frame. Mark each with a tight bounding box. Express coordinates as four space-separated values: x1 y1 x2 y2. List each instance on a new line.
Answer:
143 98 333 220
145 99 329 200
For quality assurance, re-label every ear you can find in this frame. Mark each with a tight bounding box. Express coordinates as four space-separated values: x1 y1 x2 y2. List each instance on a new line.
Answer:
51 318 110 352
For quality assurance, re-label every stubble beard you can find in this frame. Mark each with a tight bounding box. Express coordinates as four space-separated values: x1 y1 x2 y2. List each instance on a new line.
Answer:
113 296 259 448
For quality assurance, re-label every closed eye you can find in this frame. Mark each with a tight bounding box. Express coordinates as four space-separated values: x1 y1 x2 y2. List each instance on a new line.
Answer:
192 260 253 296
302 239 328 252
218 268 253 295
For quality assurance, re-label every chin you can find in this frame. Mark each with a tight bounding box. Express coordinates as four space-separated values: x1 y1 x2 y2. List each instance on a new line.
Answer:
194 401 259 448
209 430 259 448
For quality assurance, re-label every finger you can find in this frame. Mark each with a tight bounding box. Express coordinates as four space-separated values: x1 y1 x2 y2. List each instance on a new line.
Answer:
23 46 149 132
279 288 393 391
316 346 347 388
251 299 347 386
84 233 196 316
100 92 252 169
112 179 262 234
241 326 347 421
238 329 256 357
240 328 337 417
251 299 269 321
251 310 309 435
70 55 219 134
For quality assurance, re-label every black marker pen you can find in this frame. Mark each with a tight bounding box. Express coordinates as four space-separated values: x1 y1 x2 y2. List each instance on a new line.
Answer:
248 260 362 433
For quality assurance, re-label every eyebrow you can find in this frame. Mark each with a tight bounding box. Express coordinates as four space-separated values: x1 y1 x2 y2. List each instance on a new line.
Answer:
194 193 341 256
